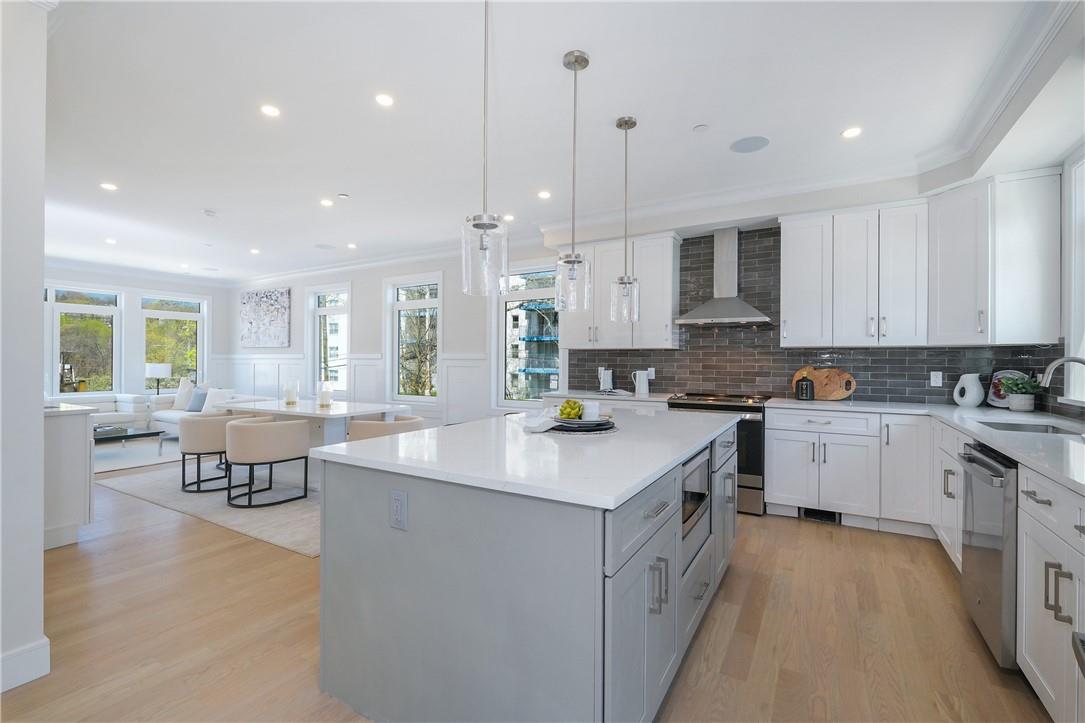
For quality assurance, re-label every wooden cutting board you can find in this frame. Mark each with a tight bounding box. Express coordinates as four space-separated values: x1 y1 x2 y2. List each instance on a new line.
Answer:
792 366 857 400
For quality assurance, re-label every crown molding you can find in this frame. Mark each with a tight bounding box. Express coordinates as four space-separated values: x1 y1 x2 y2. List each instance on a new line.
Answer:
29 0 59 11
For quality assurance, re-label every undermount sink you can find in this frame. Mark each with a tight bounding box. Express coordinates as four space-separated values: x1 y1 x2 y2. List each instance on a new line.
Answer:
979 421 1081 436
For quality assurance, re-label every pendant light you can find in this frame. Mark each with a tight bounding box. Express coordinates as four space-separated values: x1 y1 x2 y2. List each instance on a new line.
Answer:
461 0 508 296
555 50 591 313
610 116 639 323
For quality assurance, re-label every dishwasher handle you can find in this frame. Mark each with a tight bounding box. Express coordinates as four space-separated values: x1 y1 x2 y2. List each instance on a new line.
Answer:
959 444 1010 488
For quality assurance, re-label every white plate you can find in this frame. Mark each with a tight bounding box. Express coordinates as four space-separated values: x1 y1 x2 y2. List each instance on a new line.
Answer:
551 416 611 426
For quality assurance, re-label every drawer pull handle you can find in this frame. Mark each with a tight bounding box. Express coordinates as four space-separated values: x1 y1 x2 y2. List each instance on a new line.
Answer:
943 469 955 499
1075 524 1085 536
1022 489 1052 506
648 561 663 614
693 581 711 601
1055 568 1074 624
806 419 833 425
868 316 876 337
1045 561 1059 612
643 500 670 519
719 440 735 448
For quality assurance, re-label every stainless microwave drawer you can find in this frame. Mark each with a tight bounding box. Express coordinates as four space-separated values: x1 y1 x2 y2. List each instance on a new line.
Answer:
604 465 682 576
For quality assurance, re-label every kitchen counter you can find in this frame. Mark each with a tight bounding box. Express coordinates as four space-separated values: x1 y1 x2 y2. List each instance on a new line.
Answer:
311 407 738 509
542 389 672 403
43 403 96 417
766 398 1085 493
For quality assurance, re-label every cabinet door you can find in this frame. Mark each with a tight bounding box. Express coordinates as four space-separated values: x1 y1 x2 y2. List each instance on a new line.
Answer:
831 209 879 346
780 215 833 347
1018 511 1079 722
632 235 679 349
592 240 633 349
878 203 929 346
879 414 931 524
818 433 880 517
764 429 819 508
935 450 963 570
604 511 679 723
558 246 594 350
713 452 738 585
928 180 991 345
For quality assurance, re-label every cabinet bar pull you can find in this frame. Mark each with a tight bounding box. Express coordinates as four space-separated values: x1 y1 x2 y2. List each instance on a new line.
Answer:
810 442 816 463
880 316 887 337
657 555 670 605
977 310 985 334
643 500 670 519
725 472 736 503
1022 489 1053 506
1044 561 1058 612
782 320 788 339
587 325 593 342
648 561 663 614
869 316 876 337
693 581 711 601
1075 524 1085 536
884 424 890 446
943 468 956 499
806 419 832 425
1055 568 1074 624
822 442 827 464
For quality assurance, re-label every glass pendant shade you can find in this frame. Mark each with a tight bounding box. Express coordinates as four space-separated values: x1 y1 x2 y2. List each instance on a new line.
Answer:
461 213 508 296
610 275 639 323
555 251 591 312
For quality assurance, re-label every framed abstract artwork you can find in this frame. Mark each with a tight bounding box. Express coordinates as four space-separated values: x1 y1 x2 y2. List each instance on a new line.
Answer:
239 287 291 347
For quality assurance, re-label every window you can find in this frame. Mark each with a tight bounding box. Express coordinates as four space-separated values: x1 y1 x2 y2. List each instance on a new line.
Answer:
392 281 440 398
315 290 349 394
500 269 560 403
52 287 119 393
1066 156 1085 403
143 296 203 391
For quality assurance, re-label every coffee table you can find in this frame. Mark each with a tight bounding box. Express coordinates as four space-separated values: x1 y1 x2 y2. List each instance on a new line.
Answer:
93 426 165 455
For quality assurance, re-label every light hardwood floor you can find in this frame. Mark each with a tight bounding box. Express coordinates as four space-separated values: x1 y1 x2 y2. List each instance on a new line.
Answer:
4 480 1048 722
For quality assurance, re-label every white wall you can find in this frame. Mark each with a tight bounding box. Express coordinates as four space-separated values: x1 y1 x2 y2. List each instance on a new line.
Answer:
1 0 51 692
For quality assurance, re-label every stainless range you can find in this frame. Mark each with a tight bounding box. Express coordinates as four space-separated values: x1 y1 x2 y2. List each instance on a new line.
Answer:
667 392 768 515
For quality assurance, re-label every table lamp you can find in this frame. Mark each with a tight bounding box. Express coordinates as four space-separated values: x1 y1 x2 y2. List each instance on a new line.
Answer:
146 363 173 395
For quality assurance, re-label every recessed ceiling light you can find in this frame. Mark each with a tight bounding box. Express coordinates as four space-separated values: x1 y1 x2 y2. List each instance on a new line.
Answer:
841 126 863 139
347 243 357 249
537 190 551 200
100 182 118 191
503 214 515 222
104 237 117 245
729 136 771 154
260 104 281 117
337 193 350 199
250 248 260 255
692 124 710 133
320 199 334 207
180 263 190 269
375 94 395 107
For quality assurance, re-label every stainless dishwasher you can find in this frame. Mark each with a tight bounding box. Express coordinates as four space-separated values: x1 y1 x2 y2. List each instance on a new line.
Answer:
959 442 1018 669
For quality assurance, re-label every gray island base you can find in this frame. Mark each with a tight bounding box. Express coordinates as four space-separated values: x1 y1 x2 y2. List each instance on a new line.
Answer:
314 409 740 722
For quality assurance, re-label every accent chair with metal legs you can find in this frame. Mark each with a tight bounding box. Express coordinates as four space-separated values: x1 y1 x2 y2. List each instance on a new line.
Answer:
347 415 426 440
178 412 255 493
225 417 310 508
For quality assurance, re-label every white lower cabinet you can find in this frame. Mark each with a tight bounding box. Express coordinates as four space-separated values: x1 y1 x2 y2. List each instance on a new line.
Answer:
712 451 738 584
604 507 680 723
932 448 963 571
679 537 715 653
765 429 878 517
879 414 931 524
1018 508 1084 722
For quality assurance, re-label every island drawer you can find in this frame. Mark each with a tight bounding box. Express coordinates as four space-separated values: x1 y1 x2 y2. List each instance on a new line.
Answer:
765 409 880 436
679 535 714 652
1019 465 1085 551
604 466 681 576
712 428 737 470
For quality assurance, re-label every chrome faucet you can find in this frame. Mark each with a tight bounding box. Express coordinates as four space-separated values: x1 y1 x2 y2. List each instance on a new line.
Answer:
1039 357 1085 387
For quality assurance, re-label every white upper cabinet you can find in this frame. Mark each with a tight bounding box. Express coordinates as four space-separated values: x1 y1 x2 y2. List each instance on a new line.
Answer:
558 233 681 350
831 209 879 346
928 168 1061 346
878 203 928 346
780 215 833 347
928 180 992 345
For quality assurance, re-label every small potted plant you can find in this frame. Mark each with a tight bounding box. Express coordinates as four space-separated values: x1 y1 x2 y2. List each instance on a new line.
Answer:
999 375 1043 412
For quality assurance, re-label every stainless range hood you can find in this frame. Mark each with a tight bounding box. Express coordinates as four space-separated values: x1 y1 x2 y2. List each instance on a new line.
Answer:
675 228 772 326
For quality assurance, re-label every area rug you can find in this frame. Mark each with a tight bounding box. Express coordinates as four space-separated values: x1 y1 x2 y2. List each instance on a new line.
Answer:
94 436 184 472
95 458 321 557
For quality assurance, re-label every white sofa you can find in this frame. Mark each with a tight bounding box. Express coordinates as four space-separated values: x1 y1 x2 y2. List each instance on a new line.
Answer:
150 393 270 437
46 394 155 429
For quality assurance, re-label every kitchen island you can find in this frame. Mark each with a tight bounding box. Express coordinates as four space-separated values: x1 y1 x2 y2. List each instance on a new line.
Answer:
311 408 740 722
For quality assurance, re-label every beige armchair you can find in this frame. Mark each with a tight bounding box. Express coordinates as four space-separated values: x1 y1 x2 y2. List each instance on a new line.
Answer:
178 412 256 493
225 417 311 508
347 415 427 441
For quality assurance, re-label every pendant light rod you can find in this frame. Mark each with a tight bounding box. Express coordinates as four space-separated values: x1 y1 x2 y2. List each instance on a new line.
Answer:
616 116 636 276
481 0 490 213
563 50 589 253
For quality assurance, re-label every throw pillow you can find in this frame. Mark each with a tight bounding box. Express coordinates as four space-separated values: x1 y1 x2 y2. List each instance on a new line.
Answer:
173 378 195 410
185 389 209 412
200 387 235 415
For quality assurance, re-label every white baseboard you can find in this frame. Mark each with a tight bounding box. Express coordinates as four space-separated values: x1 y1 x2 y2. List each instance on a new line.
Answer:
44 524 78 550
841 514 879 531
878 518 936 539
765 503 798 517
1 636 50 692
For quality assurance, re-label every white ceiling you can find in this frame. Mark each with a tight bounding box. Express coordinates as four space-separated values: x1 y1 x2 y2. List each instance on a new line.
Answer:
45 1 1036 280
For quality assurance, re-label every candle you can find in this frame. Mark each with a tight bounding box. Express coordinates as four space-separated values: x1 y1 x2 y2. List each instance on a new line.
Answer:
318 381 333 407
284 381 299 405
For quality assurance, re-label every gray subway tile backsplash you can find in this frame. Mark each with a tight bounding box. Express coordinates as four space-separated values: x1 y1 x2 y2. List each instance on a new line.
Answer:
568 229 1083 420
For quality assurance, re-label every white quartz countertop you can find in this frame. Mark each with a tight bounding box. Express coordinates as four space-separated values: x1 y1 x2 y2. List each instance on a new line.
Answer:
766 398 1085 492
542 390 672 403
43 403 96 417
310 408 739 509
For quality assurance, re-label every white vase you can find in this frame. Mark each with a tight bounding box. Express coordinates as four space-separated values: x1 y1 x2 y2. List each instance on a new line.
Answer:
1007 394 1035 412
953 373 984 408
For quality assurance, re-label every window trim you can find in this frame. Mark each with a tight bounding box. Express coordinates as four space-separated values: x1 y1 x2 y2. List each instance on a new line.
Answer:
141 296 206 394
306 283 351 399
491 260 560 410
385 271 443 403
47 284 123 396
